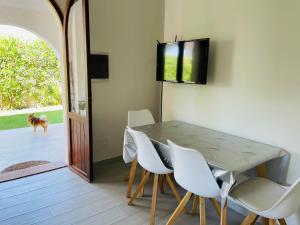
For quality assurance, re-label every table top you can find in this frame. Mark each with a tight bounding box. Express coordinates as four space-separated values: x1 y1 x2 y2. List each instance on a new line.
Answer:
133 120 286 172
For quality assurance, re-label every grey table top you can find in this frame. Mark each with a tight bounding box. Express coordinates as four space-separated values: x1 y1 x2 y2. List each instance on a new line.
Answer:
133 120 286 173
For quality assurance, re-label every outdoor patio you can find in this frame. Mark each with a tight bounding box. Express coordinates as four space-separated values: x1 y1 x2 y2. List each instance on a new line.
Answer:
0 123 67 173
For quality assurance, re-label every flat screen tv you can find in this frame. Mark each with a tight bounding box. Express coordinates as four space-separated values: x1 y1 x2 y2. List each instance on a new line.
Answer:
156 38 209 84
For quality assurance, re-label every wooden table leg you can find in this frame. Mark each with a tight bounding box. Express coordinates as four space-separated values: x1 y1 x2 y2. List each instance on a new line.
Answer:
127 159 138 198
269 219 276 225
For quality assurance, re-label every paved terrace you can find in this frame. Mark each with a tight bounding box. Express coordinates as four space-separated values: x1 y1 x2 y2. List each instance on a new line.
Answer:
0 124 67 172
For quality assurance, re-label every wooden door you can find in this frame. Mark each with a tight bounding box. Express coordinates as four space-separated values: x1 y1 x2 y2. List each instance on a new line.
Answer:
64 0 93 181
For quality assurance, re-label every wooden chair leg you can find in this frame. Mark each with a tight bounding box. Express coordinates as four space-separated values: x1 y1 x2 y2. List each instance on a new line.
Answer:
128 171 150 205
269 219 276 225
166 192 192 225
165 174 188 213
209 198 221 217
278 219 287 225
250 217 259 225
159 174 165 194
192 195 199 214
150 174 159 225
262 217 269 225
127 159 138 198
241 212 259 225
139 169 146 197
220 201 228 225
199 197 206 225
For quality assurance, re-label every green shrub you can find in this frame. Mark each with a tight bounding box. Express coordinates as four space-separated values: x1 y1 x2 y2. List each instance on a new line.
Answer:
0 37 62 110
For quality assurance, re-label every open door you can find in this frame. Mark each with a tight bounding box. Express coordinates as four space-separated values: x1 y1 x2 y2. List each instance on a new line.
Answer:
64 0 93 181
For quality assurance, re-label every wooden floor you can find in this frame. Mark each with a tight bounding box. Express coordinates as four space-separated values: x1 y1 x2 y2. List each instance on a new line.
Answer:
0 159 244 225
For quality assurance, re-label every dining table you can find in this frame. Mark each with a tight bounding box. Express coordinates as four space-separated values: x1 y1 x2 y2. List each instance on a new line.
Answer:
123 120 290 224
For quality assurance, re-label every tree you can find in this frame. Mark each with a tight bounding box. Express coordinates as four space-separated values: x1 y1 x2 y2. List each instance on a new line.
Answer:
0 37 62 110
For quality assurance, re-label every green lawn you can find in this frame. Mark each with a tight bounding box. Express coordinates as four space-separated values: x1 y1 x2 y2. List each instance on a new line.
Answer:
0 110 63 131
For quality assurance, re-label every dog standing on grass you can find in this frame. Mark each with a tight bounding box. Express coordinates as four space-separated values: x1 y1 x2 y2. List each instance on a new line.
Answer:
28 113 48 132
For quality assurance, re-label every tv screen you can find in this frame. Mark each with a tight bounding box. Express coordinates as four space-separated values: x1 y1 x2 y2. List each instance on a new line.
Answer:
156 38 209 84
156 42 180 82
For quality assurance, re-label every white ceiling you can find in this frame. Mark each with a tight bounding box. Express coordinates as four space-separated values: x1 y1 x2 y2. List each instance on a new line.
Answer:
0 0 48 11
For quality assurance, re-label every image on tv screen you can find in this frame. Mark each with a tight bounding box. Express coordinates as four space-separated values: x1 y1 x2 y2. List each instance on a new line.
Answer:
182 41 199 82
163 43 179 82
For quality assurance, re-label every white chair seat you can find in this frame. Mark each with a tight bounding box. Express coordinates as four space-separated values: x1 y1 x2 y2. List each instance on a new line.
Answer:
231 177 286 213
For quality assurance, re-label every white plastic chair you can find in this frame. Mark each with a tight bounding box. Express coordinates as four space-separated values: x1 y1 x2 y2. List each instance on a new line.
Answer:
230 177 300 225
126 109 155 198
127 128 185 225
166 140 222 225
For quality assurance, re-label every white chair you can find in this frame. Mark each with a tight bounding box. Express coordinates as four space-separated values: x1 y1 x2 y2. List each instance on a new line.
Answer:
126 109 155 198
127 128 185 225
166 140 222 225
230 177 300 225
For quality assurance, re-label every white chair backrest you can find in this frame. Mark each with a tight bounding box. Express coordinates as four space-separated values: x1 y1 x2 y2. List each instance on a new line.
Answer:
127 127 172 175
128 109 155 128
262 178 300 219
167 140 220 198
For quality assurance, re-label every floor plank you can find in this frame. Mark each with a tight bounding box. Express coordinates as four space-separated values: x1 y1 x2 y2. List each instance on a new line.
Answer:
0 160 246 225
0 177 83 210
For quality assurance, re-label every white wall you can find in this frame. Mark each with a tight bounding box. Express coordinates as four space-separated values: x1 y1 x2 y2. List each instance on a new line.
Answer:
163 0 300 184
53 0 65 14
0 4 62 55
89 0 164 162
164 1 300 222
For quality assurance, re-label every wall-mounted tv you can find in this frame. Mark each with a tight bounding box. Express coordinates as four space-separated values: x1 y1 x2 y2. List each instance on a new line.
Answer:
156 38 209 84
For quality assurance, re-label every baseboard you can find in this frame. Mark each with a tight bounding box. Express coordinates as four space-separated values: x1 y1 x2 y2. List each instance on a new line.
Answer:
93 156 123 167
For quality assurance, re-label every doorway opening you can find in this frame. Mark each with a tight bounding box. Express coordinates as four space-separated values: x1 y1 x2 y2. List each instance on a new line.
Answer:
0 25 67 182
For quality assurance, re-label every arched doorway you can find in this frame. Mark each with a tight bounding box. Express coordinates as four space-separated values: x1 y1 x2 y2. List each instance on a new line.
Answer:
0 0 68 181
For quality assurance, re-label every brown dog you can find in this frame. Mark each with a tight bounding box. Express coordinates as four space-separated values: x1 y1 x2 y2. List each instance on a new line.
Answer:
28 113 48 132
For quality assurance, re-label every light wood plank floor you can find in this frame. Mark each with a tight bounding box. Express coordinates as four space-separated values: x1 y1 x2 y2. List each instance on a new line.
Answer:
0 159 245 225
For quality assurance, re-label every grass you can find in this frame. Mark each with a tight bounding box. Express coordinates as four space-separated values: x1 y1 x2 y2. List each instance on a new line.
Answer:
0 110 63 131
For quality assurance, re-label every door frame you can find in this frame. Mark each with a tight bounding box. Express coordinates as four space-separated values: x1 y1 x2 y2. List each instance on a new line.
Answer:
48 0 64 23
63 0 94 182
